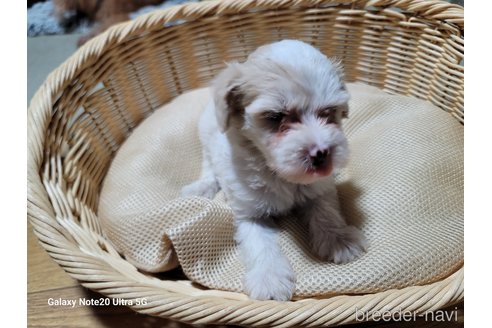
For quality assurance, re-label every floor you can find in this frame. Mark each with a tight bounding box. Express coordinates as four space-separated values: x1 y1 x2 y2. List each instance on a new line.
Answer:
27 33 81 104
27 33 464 327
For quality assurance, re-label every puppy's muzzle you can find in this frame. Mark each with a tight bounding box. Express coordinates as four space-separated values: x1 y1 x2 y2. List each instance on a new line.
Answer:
307 147 334 176
311 149 329 168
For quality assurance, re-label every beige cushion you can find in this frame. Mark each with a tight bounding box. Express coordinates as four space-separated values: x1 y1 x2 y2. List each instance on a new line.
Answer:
98 83 463 297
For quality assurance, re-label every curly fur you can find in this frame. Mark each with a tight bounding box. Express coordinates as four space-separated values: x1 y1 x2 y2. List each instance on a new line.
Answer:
182 40 366 301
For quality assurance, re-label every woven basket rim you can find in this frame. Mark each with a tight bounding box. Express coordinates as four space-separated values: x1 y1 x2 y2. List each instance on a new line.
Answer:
27 0 464 326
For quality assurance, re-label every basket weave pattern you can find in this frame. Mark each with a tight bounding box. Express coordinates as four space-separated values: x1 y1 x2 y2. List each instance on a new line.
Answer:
27 0 463 326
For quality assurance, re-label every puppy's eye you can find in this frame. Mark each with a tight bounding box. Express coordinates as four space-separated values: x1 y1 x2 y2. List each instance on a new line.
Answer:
318 106 338 124
262 110 299 132
264 111 285 124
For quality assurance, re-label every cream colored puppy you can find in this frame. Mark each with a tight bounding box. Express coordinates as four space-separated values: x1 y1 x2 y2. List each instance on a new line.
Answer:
182 40 366 301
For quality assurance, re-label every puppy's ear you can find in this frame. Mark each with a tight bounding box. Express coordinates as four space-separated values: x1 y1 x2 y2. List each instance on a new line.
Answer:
331 57 346 81
330 57 349 122
213 63 245 132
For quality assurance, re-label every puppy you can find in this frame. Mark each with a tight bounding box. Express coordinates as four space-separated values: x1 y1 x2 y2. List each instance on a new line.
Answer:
182 40 366 301
53 0 162 46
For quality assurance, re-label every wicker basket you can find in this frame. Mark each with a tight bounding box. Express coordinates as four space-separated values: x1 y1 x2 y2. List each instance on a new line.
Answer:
27 0 464 326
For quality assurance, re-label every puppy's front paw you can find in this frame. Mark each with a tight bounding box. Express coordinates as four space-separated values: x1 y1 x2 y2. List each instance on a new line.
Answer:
312 225 367 264
181 179 219 199
244 260 296 301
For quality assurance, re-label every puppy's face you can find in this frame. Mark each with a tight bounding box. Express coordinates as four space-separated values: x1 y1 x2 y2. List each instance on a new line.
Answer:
214 40 349 185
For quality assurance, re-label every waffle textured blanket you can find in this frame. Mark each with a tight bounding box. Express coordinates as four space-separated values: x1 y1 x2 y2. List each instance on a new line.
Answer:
98 83 463 297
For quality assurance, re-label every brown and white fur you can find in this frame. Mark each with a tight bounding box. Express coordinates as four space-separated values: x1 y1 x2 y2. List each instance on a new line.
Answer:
182 40 366 301
53 0 162 46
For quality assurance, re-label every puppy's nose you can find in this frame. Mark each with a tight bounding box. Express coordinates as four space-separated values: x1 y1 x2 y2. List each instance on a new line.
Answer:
310 149 329 168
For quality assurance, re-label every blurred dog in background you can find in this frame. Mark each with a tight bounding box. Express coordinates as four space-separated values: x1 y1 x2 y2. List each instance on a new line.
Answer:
53 0 163 46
